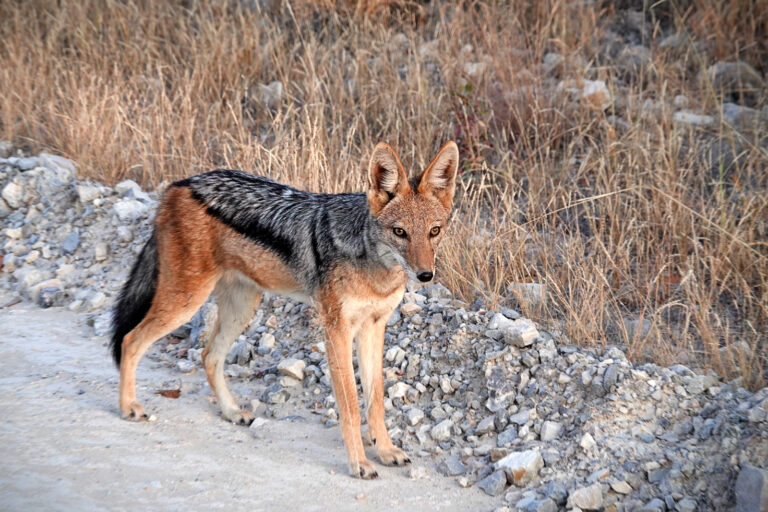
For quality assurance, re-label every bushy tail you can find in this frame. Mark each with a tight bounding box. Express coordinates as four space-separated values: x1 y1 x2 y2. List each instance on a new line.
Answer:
110 232 159 366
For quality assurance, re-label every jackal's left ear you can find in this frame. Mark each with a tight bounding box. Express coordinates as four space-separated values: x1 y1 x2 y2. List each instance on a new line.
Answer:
418 141 459 209
368 142 411 215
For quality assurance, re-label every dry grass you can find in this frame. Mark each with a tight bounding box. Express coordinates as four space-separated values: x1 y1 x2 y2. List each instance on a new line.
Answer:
1 0 766 389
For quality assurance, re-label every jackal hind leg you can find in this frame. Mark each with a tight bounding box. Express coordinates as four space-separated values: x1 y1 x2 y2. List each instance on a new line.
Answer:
202 272 262 426
357 316 411 467
120 276 218 421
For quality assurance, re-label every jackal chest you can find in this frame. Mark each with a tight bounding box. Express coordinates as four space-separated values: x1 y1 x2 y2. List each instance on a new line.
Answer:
341 284 406 330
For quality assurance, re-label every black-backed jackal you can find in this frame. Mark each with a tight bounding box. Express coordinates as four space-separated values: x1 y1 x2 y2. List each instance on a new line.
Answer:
110 142 459 478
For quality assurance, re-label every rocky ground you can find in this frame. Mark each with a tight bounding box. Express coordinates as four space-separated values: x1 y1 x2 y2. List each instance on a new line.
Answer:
1 147 768 511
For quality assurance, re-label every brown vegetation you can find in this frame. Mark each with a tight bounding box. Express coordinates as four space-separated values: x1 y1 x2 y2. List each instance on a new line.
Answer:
1 0 766 388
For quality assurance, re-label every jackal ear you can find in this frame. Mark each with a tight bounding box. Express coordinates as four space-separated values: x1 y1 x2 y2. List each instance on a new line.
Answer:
368 142 410 215
418 141 459 209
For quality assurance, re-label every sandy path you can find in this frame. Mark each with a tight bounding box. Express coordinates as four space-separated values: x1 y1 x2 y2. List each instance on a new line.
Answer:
0 299 495 511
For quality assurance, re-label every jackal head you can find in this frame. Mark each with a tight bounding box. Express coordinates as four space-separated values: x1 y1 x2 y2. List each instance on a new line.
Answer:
367 141 459 283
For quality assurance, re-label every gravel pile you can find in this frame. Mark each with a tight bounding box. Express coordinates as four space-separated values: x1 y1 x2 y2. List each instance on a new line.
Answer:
1 150 767 511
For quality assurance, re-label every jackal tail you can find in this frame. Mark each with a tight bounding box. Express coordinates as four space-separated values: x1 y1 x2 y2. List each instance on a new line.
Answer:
110 232 159 366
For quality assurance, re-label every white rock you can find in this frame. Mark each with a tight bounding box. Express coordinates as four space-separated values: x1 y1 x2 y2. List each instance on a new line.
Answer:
580 432 597 452
496 450 544 486
405 408 425 426
86 291 107 310
115 179 151 202
94 243 108 262
277 358 305 380
114 199 149 222
476 415 496 435
430 419 454 442
400 303 422 316
1 182 24 209
504 319 540 347
388 382 411 400
539 421 562 441
259 332 275 349
567 482 603 510
611 480 632 494
76 184 102 203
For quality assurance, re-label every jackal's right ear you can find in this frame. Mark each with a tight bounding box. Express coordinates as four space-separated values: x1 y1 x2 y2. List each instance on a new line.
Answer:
367 142 411 215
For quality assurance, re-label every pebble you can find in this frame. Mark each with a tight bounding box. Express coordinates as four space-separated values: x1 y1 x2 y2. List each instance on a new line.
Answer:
567 482 603 510
477 470 507 496
61 231 80 255
430 419 454 442
496 450 543 486
539 421 562 441
735 465 768 512
277 358 305 380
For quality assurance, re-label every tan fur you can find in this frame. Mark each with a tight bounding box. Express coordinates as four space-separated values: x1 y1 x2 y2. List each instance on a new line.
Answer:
117 142 458 479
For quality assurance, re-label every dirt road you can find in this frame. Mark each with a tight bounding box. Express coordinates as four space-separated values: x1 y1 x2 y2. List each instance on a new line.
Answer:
0 299 495 511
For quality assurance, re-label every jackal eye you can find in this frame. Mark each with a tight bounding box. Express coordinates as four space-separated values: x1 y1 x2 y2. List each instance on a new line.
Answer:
430 226 441 237
393 227 407 238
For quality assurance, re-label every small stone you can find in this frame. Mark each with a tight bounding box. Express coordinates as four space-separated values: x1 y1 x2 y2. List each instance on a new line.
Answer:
76 184 102 203
259 332 276 349
496 450 543 486
477 470 507 496
94 242 108 261
405 408 424 426
438 454 467 476
388 382 411 400
540 421 562 442
277 358 305 380
636 498 665 512
61 231 80 255
86 291 107 310
177 360 195 373
580 432 597 452
610 481 632 494
0 198 10 218
115 179 151 202
430 419 454 442
408 466 428 480
476 415 496 435
114 199 149 222
503 319 540 347
735 465 768 512
567 482 603 510
116 226 133 242
37 286 61 308
400 303 422 316
1 182 24 209
264 385 290 404
497 426 518 447
509 409 530 425
676 498 697 512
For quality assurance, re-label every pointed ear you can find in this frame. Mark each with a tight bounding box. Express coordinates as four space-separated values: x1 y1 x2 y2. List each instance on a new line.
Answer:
367 142 410 215
417 141 459 209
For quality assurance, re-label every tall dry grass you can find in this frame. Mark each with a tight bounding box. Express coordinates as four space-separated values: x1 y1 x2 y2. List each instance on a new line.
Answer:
1 0 766 389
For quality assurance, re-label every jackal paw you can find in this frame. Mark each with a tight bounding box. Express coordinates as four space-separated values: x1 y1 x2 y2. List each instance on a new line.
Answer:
377 446 411 466
350 459 379 480
225 409 254 426
121 402 149 422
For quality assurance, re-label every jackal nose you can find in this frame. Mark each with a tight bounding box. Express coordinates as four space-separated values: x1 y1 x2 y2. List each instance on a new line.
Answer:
417 271 434 282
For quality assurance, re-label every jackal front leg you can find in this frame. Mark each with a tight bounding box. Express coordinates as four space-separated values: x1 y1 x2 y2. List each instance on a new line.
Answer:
325 322 378 479
357 316 411 467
